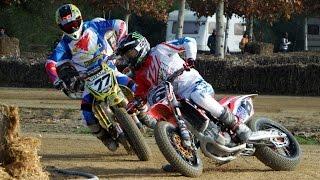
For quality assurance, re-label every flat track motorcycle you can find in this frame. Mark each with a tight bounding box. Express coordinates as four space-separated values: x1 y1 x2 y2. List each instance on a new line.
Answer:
81 61 151 161
149 67 301 177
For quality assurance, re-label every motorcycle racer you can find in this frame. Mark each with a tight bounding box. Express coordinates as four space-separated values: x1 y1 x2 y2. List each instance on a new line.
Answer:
117 32 252 146
45 4 136 151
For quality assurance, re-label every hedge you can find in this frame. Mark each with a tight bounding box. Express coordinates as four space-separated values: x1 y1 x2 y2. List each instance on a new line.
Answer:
0 52 319 96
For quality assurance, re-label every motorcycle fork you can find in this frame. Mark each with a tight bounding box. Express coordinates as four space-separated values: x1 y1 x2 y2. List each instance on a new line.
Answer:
167 89 196 149
93 102 114 129
94 102 125 139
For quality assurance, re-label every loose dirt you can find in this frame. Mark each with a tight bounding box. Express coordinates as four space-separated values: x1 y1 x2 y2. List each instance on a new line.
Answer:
0 87 319 179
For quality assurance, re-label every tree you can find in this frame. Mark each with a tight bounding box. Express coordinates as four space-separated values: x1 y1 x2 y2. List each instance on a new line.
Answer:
188 0 303 23
187 0 304 57
176 0 186 38
89 0 174 27
216 0 225 58
0 0 26 6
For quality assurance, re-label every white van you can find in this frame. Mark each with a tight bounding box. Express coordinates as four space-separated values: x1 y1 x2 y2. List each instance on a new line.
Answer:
166 10 246 53
307 17 320 51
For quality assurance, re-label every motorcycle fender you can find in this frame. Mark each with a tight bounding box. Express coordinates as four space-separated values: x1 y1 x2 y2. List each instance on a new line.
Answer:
219 94 258 123
148 103 177 126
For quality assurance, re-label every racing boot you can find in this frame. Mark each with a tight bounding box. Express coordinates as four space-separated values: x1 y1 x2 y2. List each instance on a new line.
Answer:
218 107 252 143
88 124 119 152
137 104 157 129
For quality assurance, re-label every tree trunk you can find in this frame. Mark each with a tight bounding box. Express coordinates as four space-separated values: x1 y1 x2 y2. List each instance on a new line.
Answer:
176 0 186 39
216 0 225 58
224 17 230 54
304 17 308 51
124 0 131 31
249 16 254 42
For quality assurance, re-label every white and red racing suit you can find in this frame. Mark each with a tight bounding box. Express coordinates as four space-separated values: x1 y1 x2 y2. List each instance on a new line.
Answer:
133 37 225 118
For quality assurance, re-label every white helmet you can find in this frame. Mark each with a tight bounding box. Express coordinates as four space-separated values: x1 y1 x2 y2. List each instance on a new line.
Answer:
55 4 83 40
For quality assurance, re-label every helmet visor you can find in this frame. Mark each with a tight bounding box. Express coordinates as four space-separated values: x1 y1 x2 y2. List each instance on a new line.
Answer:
60 18 81 34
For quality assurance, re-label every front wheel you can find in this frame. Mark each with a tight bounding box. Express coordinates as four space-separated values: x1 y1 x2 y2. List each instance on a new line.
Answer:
248 118 301 171
114 108 151 161
154 121 203 177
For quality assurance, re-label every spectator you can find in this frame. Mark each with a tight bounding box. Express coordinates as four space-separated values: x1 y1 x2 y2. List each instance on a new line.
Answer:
207 30 216 55
279 32 291 52
239 33 249 54
0 27 8 37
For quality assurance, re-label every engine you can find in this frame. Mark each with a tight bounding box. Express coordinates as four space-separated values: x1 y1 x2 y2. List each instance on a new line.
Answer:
205 121 233 145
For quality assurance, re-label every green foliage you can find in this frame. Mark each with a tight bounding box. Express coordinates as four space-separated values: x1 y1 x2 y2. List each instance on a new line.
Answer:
295 135 320 145
0 0 168 52
75 126 91 134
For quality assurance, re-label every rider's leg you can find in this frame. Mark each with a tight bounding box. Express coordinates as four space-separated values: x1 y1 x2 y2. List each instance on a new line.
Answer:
189 80 252 143
81 91 118 151
116 72 156 129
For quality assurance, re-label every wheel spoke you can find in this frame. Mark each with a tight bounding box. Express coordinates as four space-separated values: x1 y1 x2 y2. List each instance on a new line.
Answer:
261 123 294 158
168 130 198 166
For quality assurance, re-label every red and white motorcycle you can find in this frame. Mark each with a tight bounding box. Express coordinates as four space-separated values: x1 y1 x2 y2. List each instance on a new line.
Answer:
148 68 301 177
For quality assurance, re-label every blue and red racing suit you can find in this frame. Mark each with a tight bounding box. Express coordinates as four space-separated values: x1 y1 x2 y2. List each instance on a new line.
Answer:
45 18 135 125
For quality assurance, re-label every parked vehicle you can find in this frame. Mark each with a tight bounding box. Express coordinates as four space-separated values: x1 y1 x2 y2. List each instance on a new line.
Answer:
149 67 301 177
306 17 320 51
166 10 246 53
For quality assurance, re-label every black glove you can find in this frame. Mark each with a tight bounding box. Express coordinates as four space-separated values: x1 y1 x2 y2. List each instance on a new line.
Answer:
183 58 195 71
126 97 144 114
53 78 67 90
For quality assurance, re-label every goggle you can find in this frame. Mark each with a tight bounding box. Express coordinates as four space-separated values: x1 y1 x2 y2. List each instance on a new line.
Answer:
60 18 82 34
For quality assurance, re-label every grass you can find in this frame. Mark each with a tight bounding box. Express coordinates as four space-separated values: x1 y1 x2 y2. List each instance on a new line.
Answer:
75 126 91 134
294 135 320 145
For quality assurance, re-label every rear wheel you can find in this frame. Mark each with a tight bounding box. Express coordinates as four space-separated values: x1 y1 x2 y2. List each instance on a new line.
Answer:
248 118 301 171
154 121 203 177
114 108 151 161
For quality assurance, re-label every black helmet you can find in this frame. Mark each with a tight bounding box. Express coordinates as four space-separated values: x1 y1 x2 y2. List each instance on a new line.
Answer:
117 32 150 68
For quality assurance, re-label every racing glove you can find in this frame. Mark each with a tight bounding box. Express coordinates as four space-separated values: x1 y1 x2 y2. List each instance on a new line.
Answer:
126 97 144 114
183 58 195 71
53 78 67 90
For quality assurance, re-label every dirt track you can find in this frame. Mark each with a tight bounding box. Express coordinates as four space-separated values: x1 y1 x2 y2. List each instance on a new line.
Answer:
0 87 320 179
27 133 318 180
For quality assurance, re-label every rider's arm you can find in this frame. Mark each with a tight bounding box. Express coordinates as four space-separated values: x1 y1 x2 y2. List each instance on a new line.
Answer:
45 40 72 83
133 67 152 101
156 37 197 60
91 18 127 43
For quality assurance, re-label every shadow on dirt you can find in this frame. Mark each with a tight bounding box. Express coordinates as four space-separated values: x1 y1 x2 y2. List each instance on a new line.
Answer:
204 167 273 173
49 166 182 179
48 165 274 179
41 153 138 162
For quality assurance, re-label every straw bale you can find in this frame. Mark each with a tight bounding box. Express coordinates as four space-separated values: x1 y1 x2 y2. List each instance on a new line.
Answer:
0 104 49 179
0 167 12 180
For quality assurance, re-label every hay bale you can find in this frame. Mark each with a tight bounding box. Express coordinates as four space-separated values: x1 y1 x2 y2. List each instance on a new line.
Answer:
0 167 12 180
0 104 49 179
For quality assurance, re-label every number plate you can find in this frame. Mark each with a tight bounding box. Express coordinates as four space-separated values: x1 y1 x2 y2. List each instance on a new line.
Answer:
87 69 112 93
